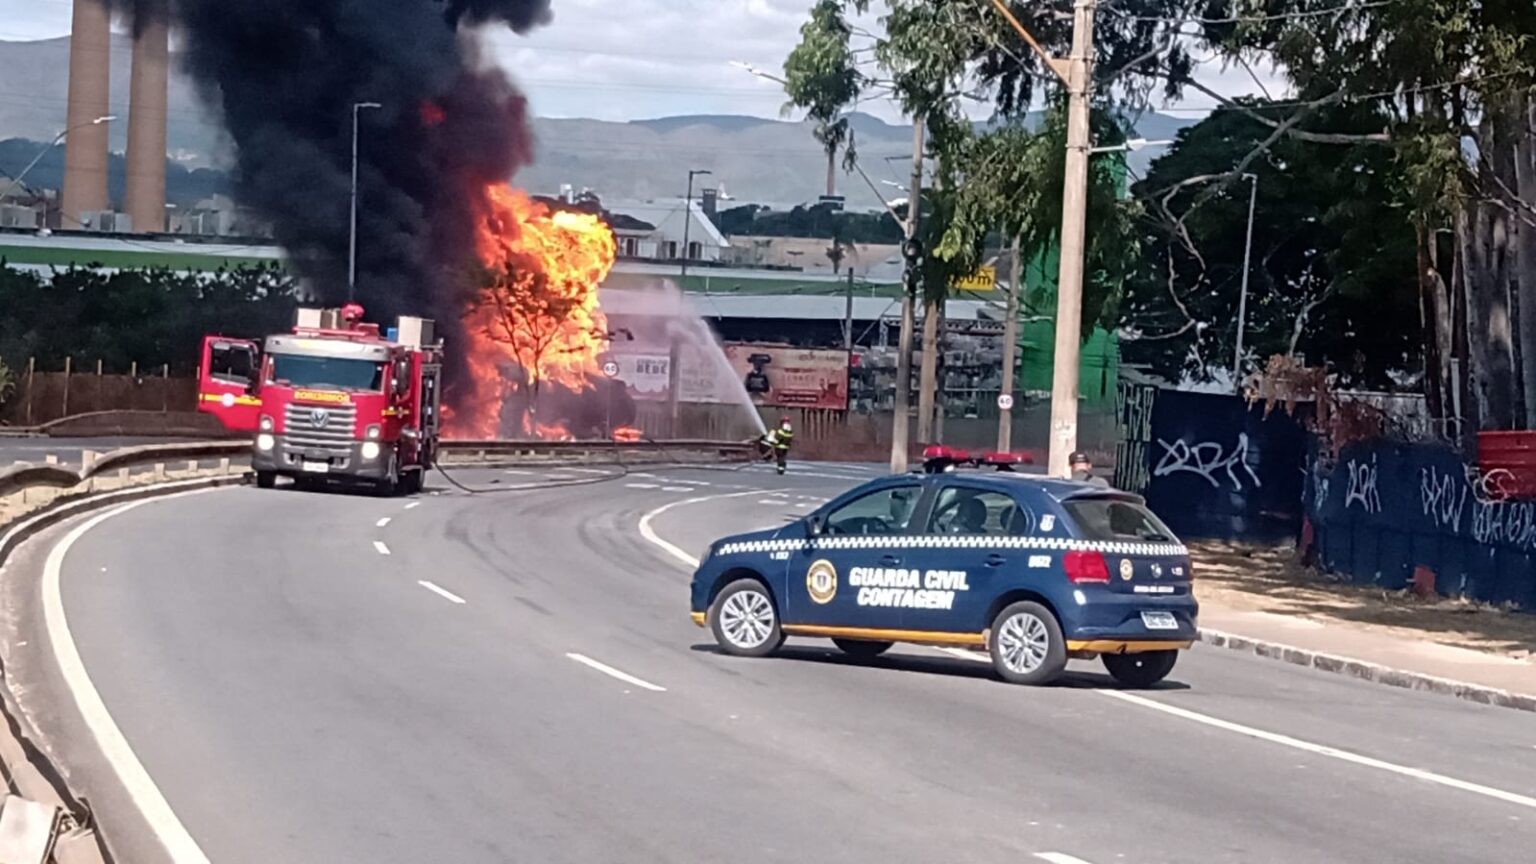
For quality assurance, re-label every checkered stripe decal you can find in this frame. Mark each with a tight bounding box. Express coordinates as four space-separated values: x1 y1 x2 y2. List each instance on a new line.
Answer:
716 536 1187 557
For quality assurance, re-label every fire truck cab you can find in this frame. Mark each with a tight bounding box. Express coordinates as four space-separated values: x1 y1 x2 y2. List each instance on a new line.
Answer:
198 304 443 494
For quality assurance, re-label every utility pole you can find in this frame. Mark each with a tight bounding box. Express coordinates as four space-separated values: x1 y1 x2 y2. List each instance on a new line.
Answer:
1232 172 1258 389
998 235 1022 452
349 101 381 303
844 267 855 352
890 117 925 474
680 168 712 282
1044 0 1097 478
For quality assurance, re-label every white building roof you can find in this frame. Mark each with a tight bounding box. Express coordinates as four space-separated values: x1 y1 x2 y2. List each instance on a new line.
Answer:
603 198 729 248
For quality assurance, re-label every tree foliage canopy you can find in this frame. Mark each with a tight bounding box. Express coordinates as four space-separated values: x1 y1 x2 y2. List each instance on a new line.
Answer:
0 262 299 375
1123 103 1420 389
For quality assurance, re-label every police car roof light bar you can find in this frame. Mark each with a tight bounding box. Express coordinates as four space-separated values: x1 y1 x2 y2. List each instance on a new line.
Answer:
921 444 1036 474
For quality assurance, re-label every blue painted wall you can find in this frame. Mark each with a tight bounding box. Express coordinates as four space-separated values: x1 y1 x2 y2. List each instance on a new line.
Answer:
1307 441 1536 610
1116 387 1309 541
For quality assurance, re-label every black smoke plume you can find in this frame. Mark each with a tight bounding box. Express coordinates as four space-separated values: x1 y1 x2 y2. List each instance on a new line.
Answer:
110 0 554 393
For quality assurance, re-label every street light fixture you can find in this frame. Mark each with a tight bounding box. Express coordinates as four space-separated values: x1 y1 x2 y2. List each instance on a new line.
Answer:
680 168 712 281
1087 137 1173 155
349 101 382 302
0 115 116 203
729 60 787 86
1232 172 1259 389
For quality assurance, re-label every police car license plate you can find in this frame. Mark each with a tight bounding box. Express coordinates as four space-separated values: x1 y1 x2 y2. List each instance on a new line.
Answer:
301 461 329 474
1141 611 1178 630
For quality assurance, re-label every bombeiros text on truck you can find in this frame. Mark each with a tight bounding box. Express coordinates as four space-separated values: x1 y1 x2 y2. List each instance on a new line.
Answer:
197 303 443 494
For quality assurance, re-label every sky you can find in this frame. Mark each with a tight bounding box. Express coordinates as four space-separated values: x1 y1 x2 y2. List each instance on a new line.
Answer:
4 0 1287 124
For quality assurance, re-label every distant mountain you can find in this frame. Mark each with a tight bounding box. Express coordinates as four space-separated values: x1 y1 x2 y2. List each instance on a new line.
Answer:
0 36 1197 212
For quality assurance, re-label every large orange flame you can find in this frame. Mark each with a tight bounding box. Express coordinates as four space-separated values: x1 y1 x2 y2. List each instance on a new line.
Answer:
449 185 617 439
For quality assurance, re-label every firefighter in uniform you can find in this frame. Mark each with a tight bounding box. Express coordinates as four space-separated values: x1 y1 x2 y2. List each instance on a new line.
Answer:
757 416 794 475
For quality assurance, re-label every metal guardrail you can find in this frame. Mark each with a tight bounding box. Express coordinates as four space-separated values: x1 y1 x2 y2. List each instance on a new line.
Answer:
1 438 755 499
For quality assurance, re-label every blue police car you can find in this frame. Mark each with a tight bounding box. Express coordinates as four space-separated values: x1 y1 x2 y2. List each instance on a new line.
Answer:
689 460 1197 687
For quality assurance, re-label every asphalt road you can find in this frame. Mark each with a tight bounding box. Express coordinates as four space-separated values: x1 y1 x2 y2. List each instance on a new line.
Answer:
6 460 1536 864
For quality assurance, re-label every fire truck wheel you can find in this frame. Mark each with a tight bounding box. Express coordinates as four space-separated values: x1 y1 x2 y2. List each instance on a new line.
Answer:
402 469 424 495
255 471 276 489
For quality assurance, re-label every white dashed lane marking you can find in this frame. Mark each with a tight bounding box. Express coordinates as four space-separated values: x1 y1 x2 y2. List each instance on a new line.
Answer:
660 486 695 492
404 501 421 510
626 483 658 490
417 580 466 604
565 653 666 692
372 541 390 556
930 648 1536 812
1035 854 1097 864
375 517 391 528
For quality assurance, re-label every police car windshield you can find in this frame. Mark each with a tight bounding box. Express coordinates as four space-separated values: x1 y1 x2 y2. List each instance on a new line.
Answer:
269 353 384 391
1063 497 1174 542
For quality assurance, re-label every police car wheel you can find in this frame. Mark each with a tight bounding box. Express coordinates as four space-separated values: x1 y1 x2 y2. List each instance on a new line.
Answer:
255 471 276 489
989 601 1066 685
1102 650 1178 688
709 579 783 657
832 639 893 661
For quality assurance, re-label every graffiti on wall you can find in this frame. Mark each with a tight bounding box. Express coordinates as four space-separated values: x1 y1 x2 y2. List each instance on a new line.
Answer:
1419 465 1467 531
1309 441 1536 608
1113 383 1157 494
1344 455 1381 514
1153 433 1262 491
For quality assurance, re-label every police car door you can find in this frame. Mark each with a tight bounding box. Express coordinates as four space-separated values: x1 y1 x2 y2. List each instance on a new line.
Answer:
790 482 926 628
921 483 1032 630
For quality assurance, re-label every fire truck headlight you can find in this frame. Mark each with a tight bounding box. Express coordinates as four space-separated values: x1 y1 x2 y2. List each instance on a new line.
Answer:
365 424 381 440
256 433 275 452
259 415 274 432
361 441 382 461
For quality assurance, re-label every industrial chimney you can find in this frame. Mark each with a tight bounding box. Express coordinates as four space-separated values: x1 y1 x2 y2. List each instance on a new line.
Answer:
125 8 170 234
60 0 112 229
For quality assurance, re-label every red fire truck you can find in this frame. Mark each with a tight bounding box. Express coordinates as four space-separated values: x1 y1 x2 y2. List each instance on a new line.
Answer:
197 304 443 493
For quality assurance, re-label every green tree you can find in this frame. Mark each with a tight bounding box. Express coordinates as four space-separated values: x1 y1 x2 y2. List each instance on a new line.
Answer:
782 0 866 199
1198 0 1536 428
0 262 299 376
1121 103 1419 389
0 353 14 409
941 105 1138 338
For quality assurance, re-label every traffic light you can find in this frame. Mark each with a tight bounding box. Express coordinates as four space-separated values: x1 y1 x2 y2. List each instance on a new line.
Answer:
901 237 923 265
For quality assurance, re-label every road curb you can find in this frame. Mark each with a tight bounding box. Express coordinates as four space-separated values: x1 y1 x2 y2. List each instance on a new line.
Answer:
0 471 246 864
1197 628 1536 713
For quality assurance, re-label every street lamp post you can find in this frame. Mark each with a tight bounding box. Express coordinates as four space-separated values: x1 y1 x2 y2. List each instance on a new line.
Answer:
680 168 712 282
0 115 116 204
1232 172 1259 389
349 101 382 303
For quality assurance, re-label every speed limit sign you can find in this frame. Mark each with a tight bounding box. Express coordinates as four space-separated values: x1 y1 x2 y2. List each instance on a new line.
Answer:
601 360 620 378
997 393 1015 411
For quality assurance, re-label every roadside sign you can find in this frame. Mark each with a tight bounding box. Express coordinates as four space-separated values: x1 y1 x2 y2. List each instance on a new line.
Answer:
601 360 620 378
997 393 1015 411
953 265 997 292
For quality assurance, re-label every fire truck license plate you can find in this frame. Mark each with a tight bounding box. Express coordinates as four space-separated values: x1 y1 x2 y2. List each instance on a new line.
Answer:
301 461 330 474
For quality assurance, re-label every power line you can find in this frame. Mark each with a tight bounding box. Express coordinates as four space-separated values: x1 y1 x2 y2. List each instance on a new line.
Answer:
1103 0 1394 25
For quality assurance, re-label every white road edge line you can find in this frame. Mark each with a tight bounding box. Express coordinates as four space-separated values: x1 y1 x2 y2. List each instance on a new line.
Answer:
931 646 1536 809
1097 689 1536 810
637 489 778 569
565 653 666 692
375 517 391 528
1035 853 1097 864
417 580 466 604
44 496 214 864
372 540 391 556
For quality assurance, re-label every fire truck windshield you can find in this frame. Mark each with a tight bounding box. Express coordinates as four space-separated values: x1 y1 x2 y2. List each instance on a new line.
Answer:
269 353 385 391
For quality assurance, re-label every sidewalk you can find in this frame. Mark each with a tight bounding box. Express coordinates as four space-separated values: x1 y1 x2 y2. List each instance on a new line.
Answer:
1189 540 1536 710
